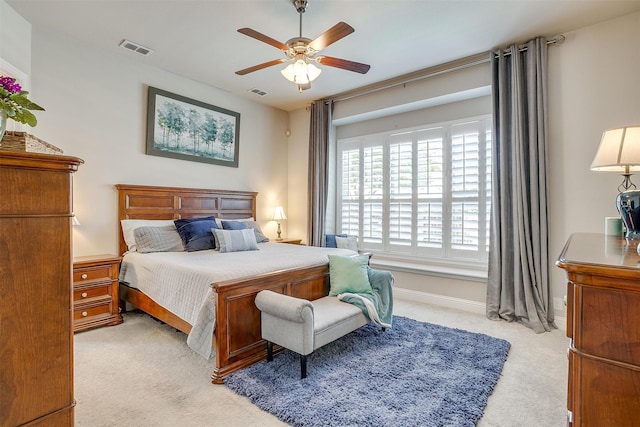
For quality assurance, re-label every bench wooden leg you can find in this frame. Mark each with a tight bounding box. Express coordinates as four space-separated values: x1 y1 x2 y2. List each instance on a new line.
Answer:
300 354 307 379
266 341 273 362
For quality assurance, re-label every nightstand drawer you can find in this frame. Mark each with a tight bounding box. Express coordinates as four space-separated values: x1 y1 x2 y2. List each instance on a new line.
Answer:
73 255 122 332
73 284 112 302
74 300 113 322
73 265 113 283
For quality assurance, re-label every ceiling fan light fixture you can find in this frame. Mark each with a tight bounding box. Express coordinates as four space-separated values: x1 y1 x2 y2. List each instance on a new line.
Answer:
236 1 369 88
281 59 321 84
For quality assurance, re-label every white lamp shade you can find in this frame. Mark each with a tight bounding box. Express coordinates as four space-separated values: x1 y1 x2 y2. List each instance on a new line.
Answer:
281 60 321 84
271 206 287 221
591 126 640 172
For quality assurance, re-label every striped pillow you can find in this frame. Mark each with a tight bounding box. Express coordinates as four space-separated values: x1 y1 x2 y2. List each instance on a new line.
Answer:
134 225 185 253
212 228 259 253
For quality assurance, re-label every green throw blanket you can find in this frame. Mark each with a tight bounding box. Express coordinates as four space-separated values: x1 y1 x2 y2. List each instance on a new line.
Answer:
338 268 394 328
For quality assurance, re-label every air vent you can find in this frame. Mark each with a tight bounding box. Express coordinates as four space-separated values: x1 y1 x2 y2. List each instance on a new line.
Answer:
119 39 154 56
248 88 268 97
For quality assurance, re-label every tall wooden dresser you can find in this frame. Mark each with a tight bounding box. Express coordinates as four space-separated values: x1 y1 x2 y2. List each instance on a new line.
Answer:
556 232 640 427
0 150 83 426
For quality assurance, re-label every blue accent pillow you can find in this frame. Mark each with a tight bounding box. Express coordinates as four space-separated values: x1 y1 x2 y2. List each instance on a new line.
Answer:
174 216 219 252
221 220 248 230
325 234 348 248
222 220 270 243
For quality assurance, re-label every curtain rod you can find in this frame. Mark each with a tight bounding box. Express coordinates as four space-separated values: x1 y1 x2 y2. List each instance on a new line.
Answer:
496 34 565 57
323 35 564 105
325 52 489 104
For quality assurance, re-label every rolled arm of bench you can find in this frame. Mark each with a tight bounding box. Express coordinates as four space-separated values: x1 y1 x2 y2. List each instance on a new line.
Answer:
255 290 314 323
255 290 315 356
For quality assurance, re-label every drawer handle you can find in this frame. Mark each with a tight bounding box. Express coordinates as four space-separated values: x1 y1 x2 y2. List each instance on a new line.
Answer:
81 292 88 298
81 273 88 279
81 311 88 317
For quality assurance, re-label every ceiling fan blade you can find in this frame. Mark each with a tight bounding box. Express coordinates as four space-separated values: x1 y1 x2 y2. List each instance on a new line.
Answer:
235 58 288 76
317 56 371 74
308 22 354 52
237 28 289 51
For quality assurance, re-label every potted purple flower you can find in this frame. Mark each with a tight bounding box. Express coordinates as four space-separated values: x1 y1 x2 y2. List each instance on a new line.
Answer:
0 75 45 140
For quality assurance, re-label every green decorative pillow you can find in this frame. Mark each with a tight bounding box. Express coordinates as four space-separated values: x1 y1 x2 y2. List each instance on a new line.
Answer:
328 255 372 296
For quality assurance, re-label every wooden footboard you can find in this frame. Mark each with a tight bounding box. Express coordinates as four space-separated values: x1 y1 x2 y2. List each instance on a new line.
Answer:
116 184 330 384
211 263 330 383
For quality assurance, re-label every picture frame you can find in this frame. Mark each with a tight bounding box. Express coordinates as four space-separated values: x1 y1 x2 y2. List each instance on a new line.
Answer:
146 86 240 167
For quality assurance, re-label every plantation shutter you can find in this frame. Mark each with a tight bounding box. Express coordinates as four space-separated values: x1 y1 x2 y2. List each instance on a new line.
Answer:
417 127 444 251
363 145 383 244
340 147 360 236
389 132 413 247
451 122 480 252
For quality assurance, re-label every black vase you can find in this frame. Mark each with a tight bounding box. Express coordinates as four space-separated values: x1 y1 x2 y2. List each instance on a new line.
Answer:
616 190 640 240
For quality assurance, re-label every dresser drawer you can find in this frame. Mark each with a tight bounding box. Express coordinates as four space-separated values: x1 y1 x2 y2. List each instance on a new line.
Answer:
74 301 113 322
73 265 113 283
73 284 112 302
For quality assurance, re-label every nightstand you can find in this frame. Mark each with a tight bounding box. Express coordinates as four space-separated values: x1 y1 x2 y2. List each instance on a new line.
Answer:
275 238 302 244
72 254 123 332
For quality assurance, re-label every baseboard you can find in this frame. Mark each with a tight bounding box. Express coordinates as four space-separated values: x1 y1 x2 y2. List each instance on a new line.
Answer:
394 287 486 314
394 287 566 331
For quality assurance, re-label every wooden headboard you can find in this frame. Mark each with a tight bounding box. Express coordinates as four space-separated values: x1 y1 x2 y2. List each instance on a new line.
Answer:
116 184 257 256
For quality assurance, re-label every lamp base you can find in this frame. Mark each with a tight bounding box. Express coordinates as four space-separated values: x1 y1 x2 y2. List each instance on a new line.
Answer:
616 190 640 240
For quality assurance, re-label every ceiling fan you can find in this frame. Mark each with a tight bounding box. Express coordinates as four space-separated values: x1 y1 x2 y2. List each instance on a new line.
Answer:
235 0 370 92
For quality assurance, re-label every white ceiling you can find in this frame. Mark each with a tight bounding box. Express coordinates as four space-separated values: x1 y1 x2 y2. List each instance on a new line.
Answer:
7 0 640 111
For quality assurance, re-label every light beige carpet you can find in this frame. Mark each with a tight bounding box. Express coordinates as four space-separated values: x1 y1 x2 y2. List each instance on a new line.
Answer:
74 298 568 426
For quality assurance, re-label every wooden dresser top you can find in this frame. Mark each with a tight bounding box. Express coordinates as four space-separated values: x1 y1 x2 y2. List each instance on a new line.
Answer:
557 232 640 275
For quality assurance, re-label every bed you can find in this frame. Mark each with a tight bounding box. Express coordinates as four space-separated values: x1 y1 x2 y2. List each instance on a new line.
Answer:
116 184 356 384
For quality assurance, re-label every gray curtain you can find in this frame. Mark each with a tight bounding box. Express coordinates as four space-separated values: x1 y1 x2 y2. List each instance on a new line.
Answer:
307 100 333 247
487 37 556 333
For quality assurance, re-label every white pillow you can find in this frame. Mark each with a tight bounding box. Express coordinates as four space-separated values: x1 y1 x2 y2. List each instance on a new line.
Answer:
121 219 176 252
335 236 359 252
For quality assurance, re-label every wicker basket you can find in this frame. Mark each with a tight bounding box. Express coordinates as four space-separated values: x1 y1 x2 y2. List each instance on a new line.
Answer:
0 131 63 155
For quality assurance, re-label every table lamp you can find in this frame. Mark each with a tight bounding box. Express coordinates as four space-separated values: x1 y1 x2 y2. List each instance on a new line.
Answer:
591 126 640 239
271 206 287 241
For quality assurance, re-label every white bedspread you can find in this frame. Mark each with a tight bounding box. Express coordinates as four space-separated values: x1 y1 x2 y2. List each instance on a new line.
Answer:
119 243 357 358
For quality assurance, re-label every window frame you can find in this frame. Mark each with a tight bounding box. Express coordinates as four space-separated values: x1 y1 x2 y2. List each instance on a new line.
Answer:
335 115 492 275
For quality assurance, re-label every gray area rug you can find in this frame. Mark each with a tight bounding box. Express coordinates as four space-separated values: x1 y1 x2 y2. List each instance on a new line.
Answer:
226 315 510 427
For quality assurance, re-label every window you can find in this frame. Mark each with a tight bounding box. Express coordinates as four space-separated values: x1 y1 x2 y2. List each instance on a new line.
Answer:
337 116 492 268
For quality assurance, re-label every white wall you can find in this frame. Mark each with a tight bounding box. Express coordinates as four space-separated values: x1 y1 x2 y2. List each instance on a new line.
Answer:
547 12 640 304
287 107 311 244
1 0 31 134
0 0 31 73
25 26 290 257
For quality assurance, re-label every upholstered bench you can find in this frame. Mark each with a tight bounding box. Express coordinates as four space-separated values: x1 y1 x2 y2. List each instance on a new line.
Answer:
255 291 379 379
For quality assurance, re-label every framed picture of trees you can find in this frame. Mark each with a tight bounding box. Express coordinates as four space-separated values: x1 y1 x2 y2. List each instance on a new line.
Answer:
145 86 240 167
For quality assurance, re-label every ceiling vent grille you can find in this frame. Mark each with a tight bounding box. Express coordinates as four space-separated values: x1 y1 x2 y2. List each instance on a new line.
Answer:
119 39 154 56
248 88 268 97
